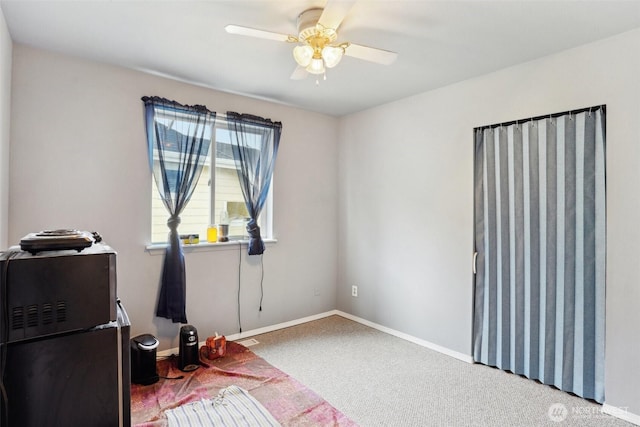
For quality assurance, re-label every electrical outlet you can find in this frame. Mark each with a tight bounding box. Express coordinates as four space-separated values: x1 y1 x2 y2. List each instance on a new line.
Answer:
352 285 358 297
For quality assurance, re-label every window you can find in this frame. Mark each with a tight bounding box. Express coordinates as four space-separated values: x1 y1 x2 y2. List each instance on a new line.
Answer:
150 117 272 244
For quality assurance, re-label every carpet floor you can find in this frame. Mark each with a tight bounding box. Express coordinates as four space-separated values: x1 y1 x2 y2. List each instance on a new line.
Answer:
247 315 633 427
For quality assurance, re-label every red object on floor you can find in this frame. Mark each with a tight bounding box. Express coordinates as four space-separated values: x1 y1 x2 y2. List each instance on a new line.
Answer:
200 334 226 360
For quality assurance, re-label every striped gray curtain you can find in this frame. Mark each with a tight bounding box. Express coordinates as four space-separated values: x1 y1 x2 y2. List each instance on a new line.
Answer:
472 106 606 403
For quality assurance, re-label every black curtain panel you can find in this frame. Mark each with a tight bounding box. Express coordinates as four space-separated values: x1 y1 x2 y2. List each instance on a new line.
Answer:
143 96 215 323
226 112 281 255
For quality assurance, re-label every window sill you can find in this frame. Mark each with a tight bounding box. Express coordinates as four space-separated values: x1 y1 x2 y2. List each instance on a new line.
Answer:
145 238 277 255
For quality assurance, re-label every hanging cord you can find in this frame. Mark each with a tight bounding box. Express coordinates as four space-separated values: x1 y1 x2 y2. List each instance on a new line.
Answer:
258 255 264 311
237 241 242 333
238 243 266 327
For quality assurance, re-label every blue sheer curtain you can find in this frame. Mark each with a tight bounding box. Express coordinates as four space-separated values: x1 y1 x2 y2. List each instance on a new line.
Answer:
226 112 281 255
142 96 215 323
473 106 606 402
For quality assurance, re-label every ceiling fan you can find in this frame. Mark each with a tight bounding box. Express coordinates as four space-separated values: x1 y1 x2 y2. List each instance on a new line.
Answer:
225 0 398 82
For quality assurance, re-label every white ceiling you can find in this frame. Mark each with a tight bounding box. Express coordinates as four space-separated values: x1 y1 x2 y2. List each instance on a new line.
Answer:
2 0 640 116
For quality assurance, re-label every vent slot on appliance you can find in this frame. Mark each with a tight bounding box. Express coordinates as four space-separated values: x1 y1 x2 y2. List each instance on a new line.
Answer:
56 301 67 323
27 304 39 328
11 307 24 330
10 301 68 331
42 303 53 325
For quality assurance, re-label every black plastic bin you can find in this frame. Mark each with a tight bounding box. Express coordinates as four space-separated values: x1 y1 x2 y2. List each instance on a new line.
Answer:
131 334 159 385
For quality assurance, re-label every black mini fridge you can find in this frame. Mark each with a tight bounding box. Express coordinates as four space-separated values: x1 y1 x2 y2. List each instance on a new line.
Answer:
0 239 131 427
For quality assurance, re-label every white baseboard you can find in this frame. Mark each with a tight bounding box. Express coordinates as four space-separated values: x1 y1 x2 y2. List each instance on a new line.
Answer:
333 310 474 364
156 310 338 358
223 309 473 364
159 310 473 363
226 311 340 342
602 403 640 426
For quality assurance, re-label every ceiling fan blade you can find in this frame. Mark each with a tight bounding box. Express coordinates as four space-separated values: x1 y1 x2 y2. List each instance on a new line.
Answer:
225 25 293 42
318 0 356 30
345 43 398 65
290 66 308 80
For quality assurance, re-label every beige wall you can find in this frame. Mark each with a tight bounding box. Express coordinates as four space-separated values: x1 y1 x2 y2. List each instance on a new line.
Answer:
0 8 11 249
338 28 640 417
9 44 339 351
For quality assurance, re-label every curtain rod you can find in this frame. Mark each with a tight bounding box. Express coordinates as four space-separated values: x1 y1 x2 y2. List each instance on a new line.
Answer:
475 104 605 132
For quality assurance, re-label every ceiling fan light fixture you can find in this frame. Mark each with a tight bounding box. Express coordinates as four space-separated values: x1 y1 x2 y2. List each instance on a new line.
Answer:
306 58 325 75
226 5 399 84
321 45 344 68
293 45 314 67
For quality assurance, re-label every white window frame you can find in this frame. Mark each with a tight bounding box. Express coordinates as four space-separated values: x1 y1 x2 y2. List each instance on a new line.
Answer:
148 113 274 247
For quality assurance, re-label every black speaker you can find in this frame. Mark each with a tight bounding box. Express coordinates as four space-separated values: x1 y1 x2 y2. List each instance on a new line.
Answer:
178 325 200 371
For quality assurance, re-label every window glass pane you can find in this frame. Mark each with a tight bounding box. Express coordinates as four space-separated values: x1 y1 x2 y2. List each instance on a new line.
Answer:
151 162 211 243
214 166 249 239
150 119 269 244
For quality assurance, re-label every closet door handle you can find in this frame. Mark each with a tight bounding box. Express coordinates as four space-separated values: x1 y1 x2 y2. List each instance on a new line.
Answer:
473 252 478 274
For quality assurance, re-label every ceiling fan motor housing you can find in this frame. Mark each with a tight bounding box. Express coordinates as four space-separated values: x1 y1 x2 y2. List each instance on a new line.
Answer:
297 8 336 41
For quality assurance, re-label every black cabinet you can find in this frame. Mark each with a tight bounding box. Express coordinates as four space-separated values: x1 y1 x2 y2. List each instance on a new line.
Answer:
0 244 130 427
